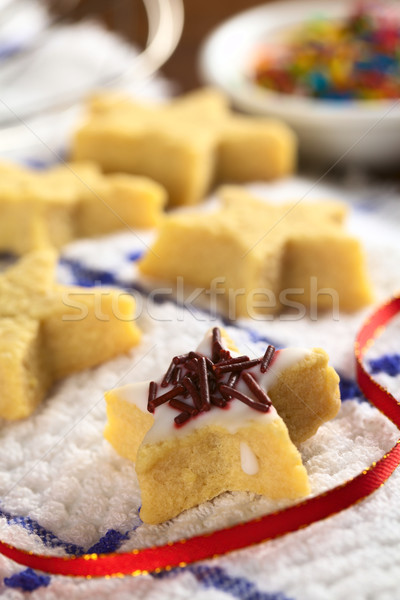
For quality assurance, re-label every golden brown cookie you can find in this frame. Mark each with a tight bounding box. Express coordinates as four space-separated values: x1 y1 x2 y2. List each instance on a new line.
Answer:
139 186 373 316
0 250 141 419
0 160 166 255
72 88 296 206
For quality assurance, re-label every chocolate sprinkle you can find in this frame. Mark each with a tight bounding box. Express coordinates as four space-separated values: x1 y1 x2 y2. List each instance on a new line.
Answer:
219 382 234 401
261 345 276 373
210 394 227 407
198 356 211 410
227 372 239 388
242 372 272 406
174 412 191 426
214 358 261 376
182 375 202 410
215 355 250 368
147 381 158 413
184 358 199 372
219 385 270 412
189 352 213 370
161 359 176 388
169 398 199 415
171 366 181 385
208 373 217 393
212 327 222 363
148 384 185 411
173 353 190 365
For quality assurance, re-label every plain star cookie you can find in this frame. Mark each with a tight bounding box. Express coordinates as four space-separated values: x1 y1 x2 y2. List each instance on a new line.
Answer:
104 328 340 524
0 160 166 255
139 186 373 316
0 250 141 420
72 88 296 206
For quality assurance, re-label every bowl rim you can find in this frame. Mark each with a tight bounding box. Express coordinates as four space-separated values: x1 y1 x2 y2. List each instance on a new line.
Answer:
198 0 400 124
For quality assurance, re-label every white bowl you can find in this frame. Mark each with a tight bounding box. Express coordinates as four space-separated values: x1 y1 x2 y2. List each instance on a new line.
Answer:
199 0 400 171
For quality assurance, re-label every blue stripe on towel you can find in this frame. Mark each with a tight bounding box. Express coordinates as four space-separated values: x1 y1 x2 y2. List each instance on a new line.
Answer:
0 507 84 555
235 324 282 350
369 354 400 377
154 565 293 600
87 521 142 554
0 43 23 60
189 565 294 600
338 374 364 402
59 257 120 287
126 250 144 262
21 158 53 171
86 510 142 554
1 505 142 556
4 568 50 592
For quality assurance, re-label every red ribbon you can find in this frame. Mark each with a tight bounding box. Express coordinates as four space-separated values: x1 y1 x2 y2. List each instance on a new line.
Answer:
1 295 400 578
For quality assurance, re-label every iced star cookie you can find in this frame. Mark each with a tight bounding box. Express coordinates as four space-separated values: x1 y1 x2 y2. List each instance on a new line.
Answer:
72 88 296 206
105 328 340 524
0 160 166 255
139 186 373 315
0 250 141 420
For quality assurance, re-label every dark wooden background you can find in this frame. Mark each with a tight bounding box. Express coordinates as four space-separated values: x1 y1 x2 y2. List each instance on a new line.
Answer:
154 0 268 91
61 0 269 91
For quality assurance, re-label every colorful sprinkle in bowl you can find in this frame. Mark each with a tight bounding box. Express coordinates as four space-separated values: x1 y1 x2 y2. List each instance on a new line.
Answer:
199 0 400 171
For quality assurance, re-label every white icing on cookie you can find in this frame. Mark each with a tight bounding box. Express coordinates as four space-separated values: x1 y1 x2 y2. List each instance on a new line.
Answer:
240 442 259 475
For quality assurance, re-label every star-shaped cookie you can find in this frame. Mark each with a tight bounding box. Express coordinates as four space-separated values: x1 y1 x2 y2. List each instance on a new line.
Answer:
105 328 340 524
139 186 373 316
72 88 296 206
0 160 166 255
0 251 141 420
